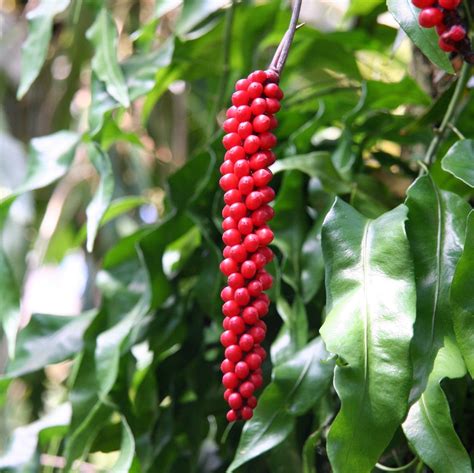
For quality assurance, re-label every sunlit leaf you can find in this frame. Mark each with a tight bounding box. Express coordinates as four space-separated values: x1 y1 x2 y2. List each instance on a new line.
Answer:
441 139 474 188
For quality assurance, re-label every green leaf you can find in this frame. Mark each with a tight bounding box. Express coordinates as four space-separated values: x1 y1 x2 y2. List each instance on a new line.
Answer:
0 131 81 221
451 211 474 377
86 8 130 107
347 0 384 15
405 175 471 400
0 403 71 469
110 415 136 473
156 0 182 18
17 0 71 99
176 0 227 36
387 0 454 73
303 427 323 473
4 311 96 379
86 144 114 252
320 200 416 473
228 338 334 472
403 339 471 473
441 139 474 188
0 249 20 358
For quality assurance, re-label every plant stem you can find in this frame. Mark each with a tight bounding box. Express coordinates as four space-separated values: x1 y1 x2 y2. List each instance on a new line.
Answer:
375 456 419 472
423 62 471 167
269 0 303 75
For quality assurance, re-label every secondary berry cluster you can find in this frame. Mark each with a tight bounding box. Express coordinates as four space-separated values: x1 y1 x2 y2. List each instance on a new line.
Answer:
414 0 474 63
219 69 282 422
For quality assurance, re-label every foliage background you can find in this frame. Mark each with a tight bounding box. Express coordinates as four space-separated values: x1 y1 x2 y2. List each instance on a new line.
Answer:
0 0 473 472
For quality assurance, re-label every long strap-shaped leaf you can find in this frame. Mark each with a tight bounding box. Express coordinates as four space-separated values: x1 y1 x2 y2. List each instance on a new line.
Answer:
402 339 471 473
405 175 471 401
320 200 416 473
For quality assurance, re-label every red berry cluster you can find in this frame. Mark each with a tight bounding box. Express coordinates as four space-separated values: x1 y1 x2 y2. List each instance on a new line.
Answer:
414 0 473 63
219 68 282 423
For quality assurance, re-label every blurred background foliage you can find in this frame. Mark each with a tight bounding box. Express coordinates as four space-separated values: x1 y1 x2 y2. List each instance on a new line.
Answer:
0 0 472 472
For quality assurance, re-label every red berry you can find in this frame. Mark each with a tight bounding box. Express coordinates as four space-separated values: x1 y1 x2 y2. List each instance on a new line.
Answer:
239 334 254 352
247 396 258 408
259 132 277 150
220 258 238 276
241 406 253 420
253 115 271 133
221 330 238 347
222 372 239 389
223 133 241 150
235 105 252 122
248 70 266 83
445 25 466 41
221 358 235 373
245 353 262 370
251 98 267 115
225 345 243 363
438 0 461 9
222 229 241 246
223 300 240 317
439 37 456 51
418 7 443 28
249 373 263 389
228 316 245 335
242 306 259 325
228 272 245 288
238 217 253 235
259 246 274 263
226 106 237 118
264 69 280 83
238 121 253 139
235 361 250 379
241 260 257 279
258 271 273 290
239 381 255 398
225 145 246 162
245 191 264 210
436 23 448 35
226 409 238 422
249 326 265 344
229 202 247 220
223 118 239 133
222 216 236 231
264 83 283 99
248 82 264 98
224 388 232 401
238 176 254 195
247 279 263 297
266 98 281 113
251 252 267 269
260 186 275 203
232 90 250 106
234 287 250 306
253 345 267 361
253 168 273 187
228 392 243 410
235 79 250 91
412 0 435 7
268 116 278 130
223 245 231 258
256 227 274 246
243 234 260 253
219 173 238 191
224 189 242 205
234 159 250 178
253 299 269 317
223 317 231 329
221 286 234 301
229 244 247 262
220 160 234 175
244 135 261 154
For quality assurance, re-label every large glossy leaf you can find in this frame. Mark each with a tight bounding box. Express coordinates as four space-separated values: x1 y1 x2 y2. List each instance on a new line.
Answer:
176 0 227 36
4 310 96 379
0 131 80 222
405 175 471 400
387 0 454 73
17 0 71 99
0 249 20 358
441 140 474 188
320 200 416 473
85 144 114 252
0 403 71 469
86 8 130 107
451 211 474 377
228 338 334 472
403 339 471 473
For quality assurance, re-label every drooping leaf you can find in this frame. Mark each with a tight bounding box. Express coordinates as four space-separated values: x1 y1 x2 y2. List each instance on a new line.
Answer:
403 339 471 473
0 249 20 358
85 144 114 252
5 310 96 379
228 338 334 472
451 211 474 377
387 0 454 73
320 200 416 473
405 175 471 401
0 403 71 469
17 0 71 99
441 139 474 188
86 8 130 107
176 0 227 36
110 415 136 473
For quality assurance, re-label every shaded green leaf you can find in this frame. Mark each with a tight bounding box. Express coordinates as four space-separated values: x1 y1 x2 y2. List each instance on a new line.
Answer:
387 0 454 73
17 0 71 99
405 175 471 400
228 338 334 472
176 0 227 36
86 8 130 107
403 339 471 473
441 139 474 188
86 144 114 252
451 211 474 377
320 200 416 473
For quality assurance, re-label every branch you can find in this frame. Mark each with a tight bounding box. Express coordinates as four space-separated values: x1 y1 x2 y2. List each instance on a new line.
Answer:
269 0 303 75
